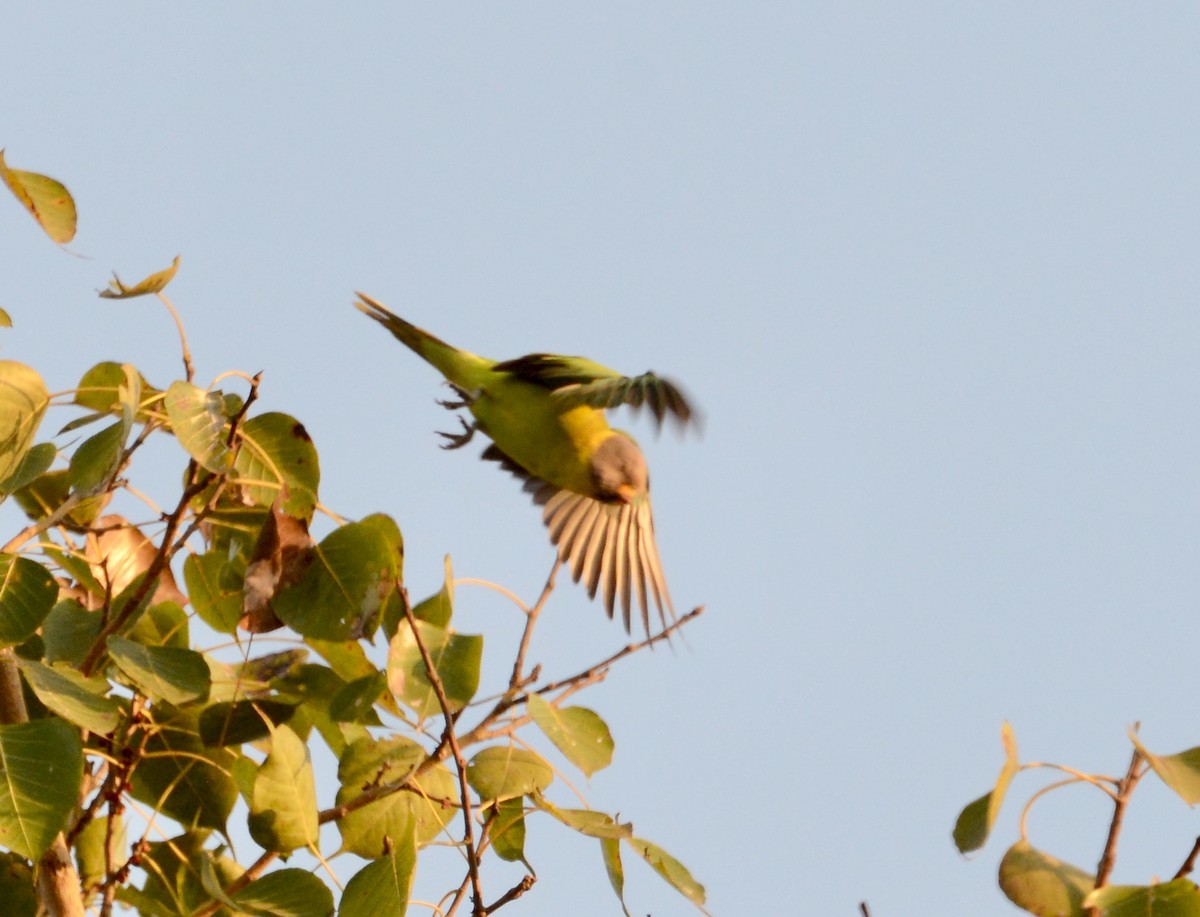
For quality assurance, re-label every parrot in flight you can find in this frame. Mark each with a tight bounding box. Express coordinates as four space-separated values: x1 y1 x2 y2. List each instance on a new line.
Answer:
354 293 694 635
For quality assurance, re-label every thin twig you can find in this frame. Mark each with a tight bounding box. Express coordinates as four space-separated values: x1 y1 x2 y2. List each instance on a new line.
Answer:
1087 748 1146 915
859 903 871 917
191 851 279 917
1175 836 1200 880
485 875 536 914
509 561 559 690
402 587 486 916
156 292 193 382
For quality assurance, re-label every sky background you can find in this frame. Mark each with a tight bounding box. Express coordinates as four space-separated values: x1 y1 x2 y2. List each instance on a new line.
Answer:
5 5 1200 915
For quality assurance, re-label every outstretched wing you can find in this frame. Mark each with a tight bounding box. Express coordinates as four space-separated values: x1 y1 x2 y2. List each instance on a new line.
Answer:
493 353 693 429
481 444 674 634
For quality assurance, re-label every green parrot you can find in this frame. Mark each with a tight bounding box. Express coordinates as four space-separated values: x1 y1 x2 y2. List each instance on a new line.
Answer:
355 293 694 635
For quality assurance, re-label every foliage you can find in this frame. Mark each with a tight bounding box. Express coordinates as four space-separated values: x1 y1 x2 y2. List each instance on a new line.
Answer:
955 724 1200 917
0 155 706 916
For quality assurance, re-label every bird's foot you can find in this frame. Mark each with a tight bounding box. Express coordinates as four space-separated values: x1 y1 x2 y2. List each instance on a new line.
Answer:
438 416 477 450
436 381 475 411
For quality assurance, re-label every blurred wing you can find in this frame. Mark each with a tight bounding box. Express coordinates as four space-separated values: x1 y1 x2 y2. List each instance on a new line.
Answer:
481 444 674 634
494 353 693 429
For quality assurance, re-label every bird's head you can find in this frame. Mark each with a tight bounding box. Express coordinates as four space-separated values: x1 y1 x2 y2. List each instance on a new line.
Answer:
589 434 649 504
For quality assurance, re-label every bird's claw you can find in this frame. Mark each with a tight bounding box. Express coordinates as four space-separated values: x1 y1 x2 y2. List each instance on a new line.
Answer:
436 382 475 411
438 416 477 450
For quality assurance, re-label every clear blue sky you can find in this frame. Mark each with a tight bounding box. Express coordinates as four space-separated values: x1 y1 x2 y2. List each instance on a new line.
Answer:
5 6 1200 915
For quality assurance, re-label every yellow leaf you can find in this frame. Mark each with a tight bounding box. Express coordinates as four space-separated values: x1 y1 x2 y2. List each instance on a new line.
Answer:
99 256 181 299
0 150 78 244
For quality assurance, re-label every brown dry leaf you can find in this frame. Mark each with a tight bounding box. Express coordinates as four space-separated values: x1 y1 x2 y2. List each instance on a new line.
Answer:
240 499 316 633
86 514 187 607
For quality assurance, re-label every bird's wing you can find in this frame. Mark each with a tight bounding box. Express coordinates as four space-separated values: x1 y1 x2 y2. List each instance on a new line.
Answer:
481 445 674 634
492 354 693 429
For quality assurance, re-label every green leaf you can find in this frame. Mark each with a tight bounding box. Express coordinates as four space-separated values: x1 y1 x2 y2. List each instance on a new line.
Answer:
0 362 48 486
466 746 553 803
129 706 237 831
0 850 37 916
272 521 393 641
127 599 190 649
248 725 319 853
338 828 417 917
41 600 101 666
387 620 482 721
412 555 453 628
601 837 632 917
0 151 77 244
67 420 126 495
74 814 124 888
0 719 83 860
99 255 181 299
1132 732 1200 806
164 380 233 472
184 551 244 634
234 413 320 518
999 840 1093 917
0 442 54 495
532 796 631 839
953 721 1019 854
107 635 210 705
74 362 162 419
15 658 121 734
329 671 388 724
527 693 613 777
198 699 298 747
0 554 58 649
233 868 335 917
12 469 107 529
1085 878 1200 916
336 735 457 855
488 797 527 863
626 836 706 907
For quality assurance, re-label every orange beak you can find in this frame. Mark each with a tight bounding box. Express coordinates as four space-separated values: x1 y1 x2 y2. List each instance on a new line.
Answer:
615 483 638 505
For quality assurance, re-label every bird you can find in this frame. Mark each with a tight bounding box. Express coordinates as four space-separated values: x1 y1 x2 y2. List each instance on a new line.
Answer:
354 292 694 636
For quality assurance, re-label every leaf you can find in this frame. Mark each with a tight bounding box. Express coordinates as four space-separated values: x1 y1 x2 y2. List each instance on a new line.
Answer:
240 501 316 634
0 719 83 860
1085 878 1200 916
0 151 77 244
487 797 527 863
248 725 319 853
336 735 456 855
328 671 388 724
74 814 123 888
271 521 393 641
0 554 58 649
98 255 181 298
601 837 632 917
412 555 453 628
953 721 1019 854
12 469 108 529
67 420 126 496
466 746 553 803
107 635 211 705
15 659 121 734
85 514 187 608
532 796 632 839
164 380 233 472
129 706 238 831
234 413 320 519
527 693 614 777
233 868 335 917
999 840 1093 917
626 836 706 906
198 699 298 747
338 828 417 917
0 361 48 486
41 600 101 666
184 550 244 634
387 620 482 721
0 442 54 495
74 362 162 419
1132 732 1200 806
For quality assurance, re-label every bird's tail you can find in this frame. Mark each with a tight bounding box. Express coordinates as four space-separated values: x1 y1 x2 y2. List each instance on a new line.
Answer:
354 292 491 389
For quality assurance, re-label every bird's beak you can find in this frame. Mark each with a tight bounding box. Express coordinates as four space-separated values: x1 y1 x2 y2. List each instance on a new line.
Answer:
615 483 638 504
